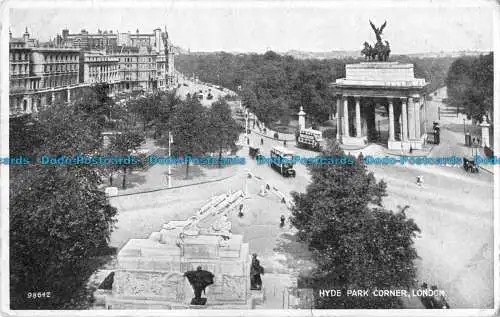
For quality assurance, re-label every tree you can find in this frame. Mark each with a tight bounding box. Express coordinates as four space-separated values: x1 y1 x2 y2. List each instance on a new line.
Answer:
74 83 114 128
36 102 103 157
206 100 241 167
108 130 145 189
290 142 420 308
162 97 209 178
445 53 493 122
9 98 118 309
10 164 117 309
9 114 44 157
152 90 182 139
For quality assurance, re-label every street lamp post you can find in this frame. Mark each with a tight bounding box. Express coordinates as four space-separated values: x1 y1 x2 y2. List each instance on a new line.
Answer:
168 131 173 188
244 169 249 197
245 109 249 142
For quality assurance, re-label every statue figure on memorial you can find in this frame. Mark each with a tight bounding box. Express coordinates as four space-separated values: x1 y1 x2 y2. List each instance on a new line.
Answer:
384 40 391 60
184 266 215 305
361 42 376 61
250 254 264 290
369 20 387 43
361 20 391 61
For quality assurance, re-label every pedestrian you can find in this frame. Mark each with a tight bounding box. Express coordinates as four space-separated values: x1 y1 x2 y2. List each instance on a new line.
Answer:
238 204 244 218
250 254 264 290
283 140 287 147
416 176 424 187
280 215 286 228
409 145 413 154
247 138 250 145
261 138 264 146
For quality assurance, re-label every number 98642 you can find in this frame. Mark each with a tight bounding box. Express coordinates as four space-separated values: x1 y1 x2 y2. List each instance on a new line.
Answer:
27 292 51 299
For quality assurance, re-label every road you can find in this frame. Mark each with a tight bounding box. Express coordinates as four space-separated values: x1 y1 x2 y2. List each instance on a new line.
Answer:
175 78 229 107
107 85 493 309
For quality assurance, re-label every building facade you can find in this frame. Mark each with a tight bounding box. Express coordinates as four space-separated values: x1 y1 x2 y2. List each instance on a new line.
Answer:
9 27 176 117
58 29 118 50
331 62 428 150
80 51 120 84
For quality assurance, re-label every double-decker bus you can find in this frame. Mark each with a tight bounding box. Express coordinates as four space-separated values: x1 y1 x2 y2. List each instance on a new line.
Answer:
270 146 296 177
297 128 323 151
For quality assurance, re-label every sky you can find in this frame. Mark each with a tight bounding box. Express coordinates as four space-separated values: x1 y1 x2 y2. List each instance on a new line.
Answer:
8 0 497 54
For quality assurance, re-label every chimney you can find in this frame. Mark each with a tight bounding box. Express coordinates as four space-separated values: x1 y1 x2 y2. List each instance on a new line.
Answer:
23 27 30 42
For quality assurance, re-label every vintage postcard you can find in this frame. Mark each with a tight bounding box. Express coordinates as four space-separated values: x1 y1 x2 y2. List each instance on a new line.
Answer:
1 0 498 316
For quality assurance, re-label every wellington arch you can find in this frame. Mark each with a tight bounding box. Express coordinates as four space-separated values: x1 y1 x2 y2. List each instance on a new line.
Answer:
330 62 428 151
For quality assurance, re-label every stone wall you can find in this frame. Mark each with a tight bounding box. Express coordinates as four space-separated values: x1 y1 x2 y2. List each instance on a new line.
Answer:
346 62 415 81
106 235 250 308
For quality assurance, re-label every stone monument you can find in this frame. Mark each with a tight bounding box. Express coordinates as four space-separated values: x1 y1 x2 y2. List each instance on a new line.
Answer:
331 20 428 150
100 190 252 309
298 106 306 130
184 266 215 305
480 115 490 148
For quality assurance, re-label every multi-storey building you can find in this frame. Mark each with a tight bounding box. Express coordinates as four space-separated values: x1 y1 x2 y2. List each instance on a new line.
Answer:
9 26 176 116
58 28 118 50
80 51 120 84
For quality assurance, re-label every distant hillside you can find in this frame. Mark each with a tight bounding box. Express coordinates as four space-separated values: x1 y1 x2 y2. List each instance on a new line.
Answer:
280 50 361 60
403 50 491 58
279 50 491 60
176 49 491 59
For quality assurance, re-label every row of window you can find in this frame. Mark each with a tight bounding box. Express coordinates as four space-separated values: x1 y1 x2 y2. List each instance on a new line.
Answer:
90 72 118 77
86 56 119 62
44 54 78 62
44 64 78 72
10 52 29 61
90 65 118 71
11 64 29 74
42 78 77 88
118 63 156 69
120 57 154 62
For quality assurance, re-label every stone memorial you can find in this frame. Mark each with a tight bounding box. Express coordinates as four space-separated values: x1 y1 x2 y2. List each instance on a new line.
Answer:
331 20 428 151
101 190 252 309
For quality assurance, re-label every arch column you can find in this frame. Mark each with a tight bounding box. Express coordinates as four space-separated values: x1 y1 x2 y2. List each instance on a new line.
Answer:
355 97 361 137
336 96 341 140
408 97 416 139
414 97 421 138
400 97 408 141
343 97 350 137
388 98 395 141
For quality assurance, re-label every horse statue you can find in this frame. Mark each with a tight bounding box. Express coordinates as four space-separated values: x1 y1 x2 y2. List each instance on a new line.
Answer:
374 40 386 61
362 20 391 62
361 42 377 60
383 40 391 61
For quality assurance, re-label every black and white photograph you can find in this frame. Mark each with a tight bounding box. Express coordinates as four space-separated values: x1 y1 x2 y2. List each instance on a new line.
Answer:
1 0 498 315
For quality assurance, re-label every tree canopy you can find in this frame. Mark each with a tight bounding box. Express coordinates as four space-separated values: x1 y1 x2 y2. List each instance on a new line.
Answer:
176 52 457 126
445 53 493 122
290 141 420 308
9 85 118 309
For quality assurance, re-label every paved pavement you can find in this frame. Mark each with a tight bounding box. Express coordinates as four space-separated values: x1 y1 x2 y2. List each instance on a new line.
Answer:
105 85 494 309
